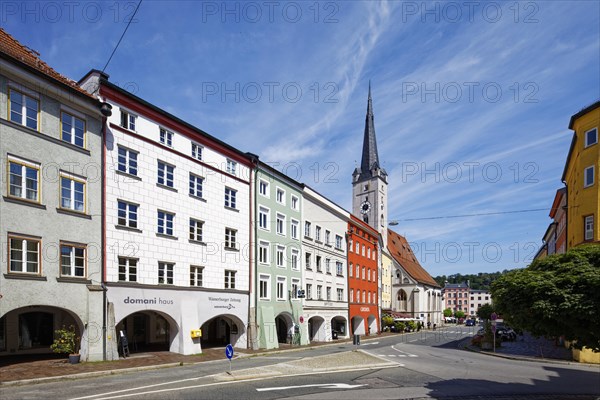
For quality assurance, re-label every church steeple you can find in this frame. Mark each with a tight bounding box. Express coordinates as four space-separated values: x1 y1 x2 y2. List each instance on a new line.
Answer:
353 81 387 183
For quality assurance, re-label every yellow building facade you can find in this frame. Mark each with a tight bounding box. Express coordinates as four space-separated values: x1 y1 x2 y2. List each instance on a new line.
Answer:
562 101 600 248
380 250 393 310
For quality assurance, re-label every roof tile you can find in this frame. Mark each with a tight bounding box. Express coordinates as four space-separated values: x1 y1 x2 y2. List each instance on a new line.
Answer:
388 229 440 287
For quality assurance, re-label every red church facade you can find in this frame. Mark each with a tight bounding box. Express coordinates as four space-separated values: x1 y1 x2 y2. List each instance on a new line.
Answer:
347 215 380 336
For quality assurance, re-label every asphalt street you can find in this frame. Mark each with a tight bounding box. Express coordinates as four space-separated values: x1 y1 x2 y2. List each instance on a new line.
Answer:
1 328 599 400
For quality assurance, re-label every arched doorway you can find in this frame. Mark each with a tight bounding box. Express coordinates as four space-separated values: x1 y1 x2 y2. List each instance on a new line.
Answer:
308 316 325 342
331 316 347 339
200 314 245 349
0 306 83 358
397 289 408 311
367 315 377 335
116 311 176 353
351 316 365 335
275 313 293 344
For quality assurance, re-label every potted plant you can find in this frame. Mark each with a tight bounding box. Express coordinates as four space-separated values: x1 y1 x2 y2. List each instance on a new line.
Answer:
50 325 80 364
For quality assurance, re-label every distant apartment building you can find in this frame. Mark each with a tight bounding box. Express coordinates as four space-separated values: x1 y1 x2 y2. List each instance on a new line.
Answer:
302 186 349 342
0 29 105 360
79 70 253 356
469 289 491 316
252 162 308 349
442 282 470 314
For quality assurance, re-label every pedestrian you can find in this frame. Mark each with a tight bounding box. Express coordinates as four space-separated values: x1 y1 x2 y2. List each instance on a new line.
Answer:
427 321 431 329
433 323 437 331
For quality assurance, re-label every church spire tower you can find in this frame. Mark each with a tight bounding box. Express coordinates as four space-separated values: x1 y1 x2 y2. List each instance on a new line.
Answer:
352 82 388 244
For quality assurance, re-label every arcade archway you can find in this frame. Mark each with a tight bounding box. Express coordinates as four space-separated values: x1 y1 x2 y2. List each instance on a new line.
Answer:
200 314 245 349
308 316 325 342
116 311 177 353
275 312 293 344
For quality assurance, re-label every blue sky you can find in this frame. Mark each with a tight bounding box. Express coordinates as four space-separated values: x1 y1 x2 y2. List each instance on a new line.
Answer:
3 1 599 276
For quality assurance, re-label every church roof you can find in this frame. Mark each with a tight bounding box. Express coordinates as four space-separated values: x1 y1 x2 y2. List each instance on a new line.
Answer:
388 229 440 288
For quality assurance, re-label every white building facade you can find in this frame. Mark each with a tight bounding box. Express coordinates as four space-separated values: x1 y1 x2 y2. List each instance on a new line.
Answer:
80 71 253 356
301 186 349 342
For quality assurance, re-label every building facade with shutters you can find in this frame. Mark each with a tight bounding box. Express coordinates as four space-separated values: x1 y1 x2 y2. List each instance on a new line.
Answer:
0 30 105 361
80 70 253 356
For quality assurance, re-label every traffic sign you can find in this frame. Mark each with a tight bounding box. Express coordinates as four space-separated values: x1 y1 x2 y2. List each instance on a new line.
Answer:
491 312 498 321
225 344 234 360
299 316 304 324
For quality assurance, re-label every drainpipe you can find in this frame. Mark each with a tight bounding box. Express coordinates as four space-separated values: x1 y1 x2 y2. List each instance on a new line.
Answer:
246 153 259 350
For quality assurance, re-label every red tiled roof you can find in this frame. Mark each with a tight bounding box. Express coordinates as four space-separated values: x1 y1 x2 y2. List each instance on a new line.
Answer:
387 229 440 287
0 28 93 99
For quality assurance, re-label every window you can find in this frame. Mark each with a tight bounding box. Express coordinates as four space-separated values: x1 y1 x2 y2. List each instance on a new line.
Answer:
225 187 237 208
355 242 359 253
276 277 286 300
191 142 203 160
189 218 204 241
276 188 285 204
356 264 360 277
9 235 40 274
356 290 361 303
350 289 354 302
291 249 299 270
226 159 237 175
120 109 136 131
291 278 300 300
259 274 270 300
259 207 270 230
306 283 312 300
584 166 595 188
190 266 204 287
60 174 85 212
259 241 269 264
336 261 343 276
367 248 371 259
367 269 371 281
585 128 598 147
9 89 38 130
158 262 174 285
158 161 174 188
118 200 138 228
335 235 343 249
585 215 594 241
276 245 285 268
158 210 174 236
118 257 137 282
325 258 331 274
337 288 343 302
225 228 237 249
316 256 322 272
60 244 85 278
304 221 311 237
117 146 138 176
8 159 39 202
325 230 331 245
368 292 371 304
225 270 236 288
315 226 321 241
291 219 299 239
349 263 353 277
362 266 366 280
189 173 204 198
276 213 286 236
259 179 269 196
317 285 322 300
61 112 85 147
305 252 311 269
362 244 366 256
326 287 331 301
159 128 173 147
291 195 299 210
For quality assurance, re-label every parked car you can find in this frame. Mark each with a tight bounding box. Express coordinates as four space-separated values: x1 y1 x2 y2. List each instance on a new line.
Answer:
496 326 516 341
465 319 476 326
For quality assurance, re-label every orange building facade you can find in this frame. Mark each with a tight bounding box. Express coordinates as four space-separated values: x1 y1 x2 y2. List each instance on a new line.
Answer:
347 215 380 336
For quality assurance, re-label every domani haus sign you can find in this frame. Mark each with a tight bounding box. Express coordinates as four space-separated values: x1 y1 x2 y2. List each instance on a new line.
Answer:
107 286 249 354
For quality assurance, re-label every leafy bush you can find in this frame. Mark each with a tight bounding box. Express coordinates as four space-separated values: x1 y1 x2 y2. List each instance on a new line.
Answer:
50 325 79 355
394 321 406 333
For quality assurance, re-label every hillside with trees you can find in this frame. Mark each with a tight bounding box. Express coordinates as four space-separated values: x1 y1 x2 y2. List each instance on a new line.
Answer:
434 270 513 290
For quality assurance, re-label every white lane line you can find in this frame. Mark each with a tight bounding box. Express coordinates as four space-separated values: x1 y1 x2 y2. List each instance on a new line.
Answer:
257 383 366 392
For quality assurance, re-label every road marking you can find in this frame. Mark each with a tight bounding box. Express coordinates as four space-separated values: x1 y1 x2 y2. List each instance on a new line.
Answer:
391 345 418 358
257 383 366 392
361 341 379 345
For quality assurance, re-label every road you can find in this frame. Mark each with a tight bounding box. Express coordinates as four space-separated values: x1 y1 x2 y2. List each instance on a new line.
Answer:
1 328 599 400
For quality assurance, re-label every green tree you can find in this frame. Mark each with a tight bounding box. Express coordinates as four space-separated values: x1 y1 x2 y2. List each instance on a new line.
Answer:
477 304 495 320
443 308 453 318
455 310 465 319
491 245 600 351
382 315 394 328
